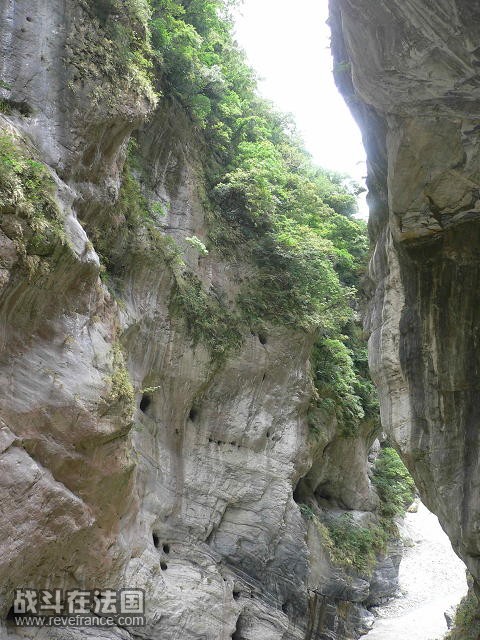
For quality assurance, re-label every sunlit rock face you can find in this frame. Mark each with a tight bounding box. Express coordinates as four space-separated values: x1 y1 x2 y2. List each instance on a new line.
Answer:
0 3 398 639
330 0 480 592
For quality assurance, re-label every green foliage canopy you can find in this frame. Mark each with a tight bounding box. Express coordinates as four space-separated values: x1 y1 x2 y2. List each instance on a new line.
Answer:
146 0 375 422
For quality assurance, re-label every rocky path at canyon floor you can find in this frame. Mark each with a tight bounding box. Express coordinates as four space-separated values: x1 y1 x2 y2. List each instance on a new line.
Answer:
365 502 468 640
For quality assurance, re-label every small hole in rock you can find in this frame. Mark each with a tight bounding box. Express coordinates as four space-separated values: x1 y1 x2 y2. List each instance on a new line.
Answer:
189 407 198 421
258 333 267 345
152 532 160 548
160 561 168 571
233 590 240 600
163 543 170 554
140 394 152 413
26 16 32 21
266 431 271 438
292 482 304 505
282 602 288 613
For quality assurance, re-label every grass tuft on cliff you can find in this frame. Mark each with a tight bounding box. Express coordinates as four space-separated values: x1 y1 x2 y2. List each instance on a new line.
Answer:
445 591 480 640
299 447 415 576
84 148 242 362
0 133 66 276
68 0 157 107
300 504 388 576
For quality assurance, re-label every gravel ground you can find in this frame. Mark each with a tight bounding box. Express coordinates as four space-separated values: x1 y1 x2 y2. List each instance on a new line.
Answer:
365 503 468 640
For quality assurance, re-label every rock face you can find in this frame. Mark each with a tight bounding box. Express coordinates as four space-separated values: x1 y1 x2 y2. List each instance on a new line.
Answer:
0 3 401 639
330 0 480 600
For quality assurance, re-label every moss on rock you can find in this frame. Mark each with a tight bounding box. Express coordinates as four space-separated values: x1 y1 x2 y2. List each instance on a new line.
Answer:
0 133 67 277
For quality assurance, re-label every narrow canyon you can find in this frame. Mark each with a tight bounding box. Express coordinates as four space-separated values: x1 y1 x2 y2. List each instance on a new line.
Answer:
0 1 478 639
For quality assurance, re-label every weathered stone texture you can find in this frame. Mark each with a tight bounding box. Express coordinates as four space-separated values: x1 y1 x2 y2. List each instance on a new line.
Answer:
0 3 402 639
330 0 480 592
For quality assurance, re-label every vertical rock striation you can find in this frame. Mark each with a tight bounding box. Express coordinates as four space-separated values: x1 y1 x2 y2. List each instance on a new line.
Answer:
0 2 403 639
330 0 480 600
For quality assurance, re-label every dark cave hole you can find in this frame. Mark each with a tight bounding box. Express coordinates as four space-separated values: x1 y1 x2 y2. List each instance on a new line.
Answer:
140 393 152 413
152 532 160 548
292 483 302 504
314 483 333 503
266 430 271 438
163 543 170 554
258 333 267 345
233 590 241 600
282 601 288 613
160 561 168 571
189 407 198 422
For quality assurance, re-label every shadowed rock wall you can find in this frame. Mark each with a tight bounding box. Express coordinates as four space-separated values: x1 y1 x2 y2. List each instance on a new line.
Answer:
0 3 401 638
330 0 480 595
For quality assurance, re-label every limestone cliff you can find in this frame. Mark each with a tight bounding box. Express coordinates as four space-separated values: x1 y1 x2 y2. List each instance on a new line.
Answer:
330 0 480 615
0 2 404 639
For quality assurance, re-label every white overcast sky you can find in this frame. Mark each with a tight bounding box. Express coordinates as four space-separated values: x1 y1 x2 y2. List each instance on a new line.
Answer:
233 0 368 215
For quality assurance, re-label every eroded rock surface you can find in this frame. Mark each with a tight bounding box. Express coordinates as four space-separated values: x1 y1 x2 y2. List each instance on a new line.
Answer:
330 0 480 604
0 2 401 639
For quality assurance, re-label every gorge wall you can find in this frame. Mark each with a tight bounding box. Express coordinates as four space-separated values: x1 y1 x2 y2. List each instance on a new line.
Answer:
4 0 474 638
0 2 403 640
330 0 480 613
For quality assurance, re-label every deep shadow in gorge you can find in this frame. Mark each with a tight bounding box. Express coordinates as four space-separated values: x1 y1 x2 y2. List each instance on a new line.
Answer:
329 0 480 631
0 0 478 639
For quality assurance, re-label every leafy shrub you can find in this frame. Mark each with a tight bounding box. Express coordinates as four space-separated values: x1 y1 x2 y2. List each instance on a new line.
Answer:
299 505 388 576
185 235 209 255
170 271 243 360
312 337 366 436
87 147 243 362
68 0 157 105
312 322 379 437
106 343 136 418
445 592 480 640
299 504 315 520
326 513 389 575
0 134 65 266
146 0 376 395
373 447 416 517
